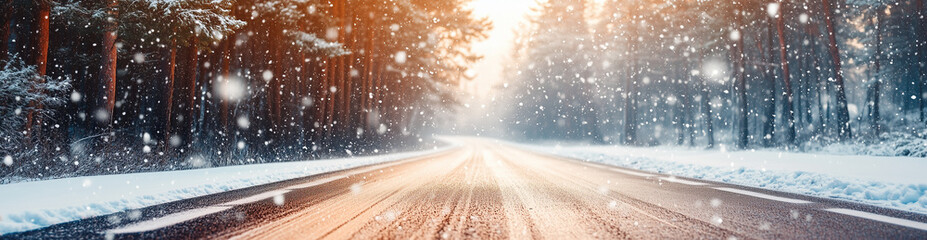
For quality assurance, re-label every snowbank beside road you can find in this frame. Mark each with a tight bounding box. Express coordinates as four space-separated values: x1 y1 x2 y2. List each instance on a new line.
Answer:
0 146 450 235
519 143 927 214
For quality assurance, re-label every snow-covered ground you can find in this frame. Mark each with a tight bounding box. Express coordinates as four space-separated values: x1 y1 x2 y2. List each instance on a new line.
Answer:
518 142 927 215
0 146 451 235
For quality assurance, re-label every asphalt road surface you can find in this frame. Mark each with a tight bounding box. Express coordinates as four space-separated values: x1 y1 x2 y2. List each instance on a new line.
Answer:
7 138 927 239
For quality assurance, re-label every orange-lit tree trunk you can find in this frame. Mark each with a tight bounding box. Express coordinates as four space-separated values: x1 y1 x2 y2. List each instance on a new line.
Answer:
335 0 347 140
98 0 118 129
362 19 377 133
359 39 369 130
279 42 295 140
344 22 356 141
389 69 404 138
163 41 177 149
322 58 333 138
32 0 49 87
324 3 337 140
325 0 343 141
317 59 328 138
821 0 852 139
299 52 312 140
776 0 796 145
25 0 50 138
308 57 320 142
374 58 385 126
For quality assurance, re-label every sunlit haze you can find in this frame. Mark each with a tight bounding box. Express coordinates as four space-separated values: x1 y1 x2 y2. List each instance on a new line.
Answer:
465 0 539 97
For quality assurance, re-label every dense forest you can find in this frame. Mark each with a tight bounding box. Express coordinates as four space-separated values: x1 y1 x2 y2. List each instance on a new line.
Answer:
3 0 926 181
502 0 927 154
0 0 488 180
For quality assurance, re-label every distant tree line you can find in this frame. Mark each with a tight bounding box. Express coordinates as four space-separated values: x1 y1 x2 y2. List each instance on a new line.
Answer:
0 0 488 180
504 0 927 151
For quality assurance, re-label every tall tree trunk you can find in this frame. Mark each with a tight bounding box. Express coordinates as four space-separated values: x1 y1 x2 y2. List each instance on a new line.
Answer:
184 37 200 149
0 0 11 64
917 0 926 123
193 45 213 141
335 0 347 142
675 61 690 145
677 77 688 145
805 21 826 136
580 67 605 144
295 51 308 145
821 0 852 139
733 2 748 149
322 1 342 142
169 37 199 151
776 0 796 145
343 2 356 140
761 18 777 147
623 59 637 145
799 42 812 126
219 38 231 133
373 58 385 136
98 0 118 130
313 58 329 143
326 0 340 142
703 77 714 148
870 6 883 136
323 56 335 139
25 0 50 138
307 58 317 142
269 28 283 136
686 62 697 146
362 24 376 134
163 42 177 150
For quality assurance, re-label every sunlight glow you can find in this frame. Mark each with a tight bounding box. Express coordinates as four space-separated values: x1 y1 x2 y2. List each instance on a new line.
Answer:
466 0 539 97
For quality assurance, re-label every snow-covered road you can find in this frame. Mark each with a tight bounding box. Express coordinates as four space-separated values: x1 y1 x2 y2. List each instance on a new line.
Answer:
520 142 927 215
0 146 451 235
7 138 926 239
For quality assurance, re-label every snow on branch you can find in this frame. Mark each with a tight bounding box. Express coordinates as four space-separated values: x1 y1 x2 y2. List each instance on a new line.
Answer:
130 0 245 41
287 31 350 57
